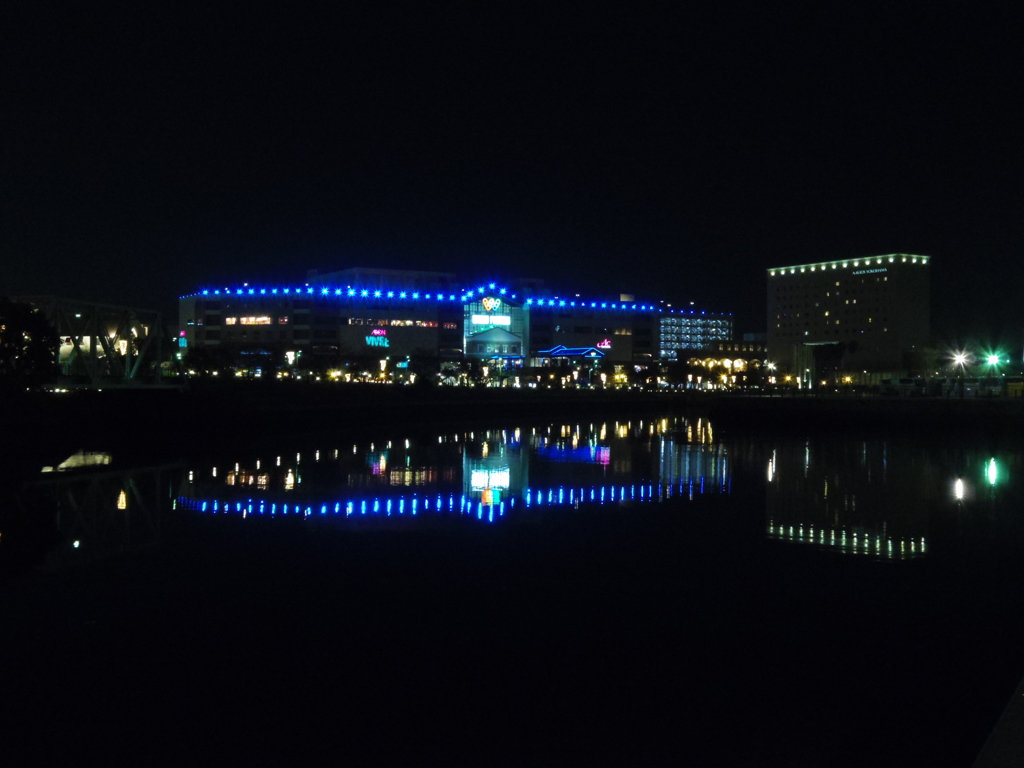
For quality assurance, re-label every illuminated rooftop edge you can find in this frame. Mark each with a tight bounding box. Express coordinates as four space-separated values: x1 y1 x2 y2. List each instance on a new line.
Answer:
767 254 930 277
180 283 733 316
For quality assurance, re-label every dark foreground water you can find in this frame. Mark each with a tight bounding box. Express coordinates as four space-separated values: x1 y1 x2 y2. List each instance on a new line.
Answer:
2 415 1023 766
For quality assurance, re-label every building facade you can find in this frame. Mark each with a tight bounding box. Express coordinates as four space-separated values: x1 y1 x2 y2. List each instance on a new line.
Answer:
766 254 930 381
178 267 734 371
659 312 734 359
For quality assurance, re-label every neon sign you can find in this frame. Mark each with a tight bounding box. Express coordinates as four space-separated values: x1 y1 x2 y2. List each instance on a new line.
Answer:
596 338 612 349
481 297 502 312
365 329 390 347
471 315 511 325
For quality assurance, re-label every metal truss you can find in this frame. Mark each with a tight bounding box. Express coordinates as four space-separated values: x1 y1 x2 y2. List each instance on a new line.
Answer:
16 296 169 385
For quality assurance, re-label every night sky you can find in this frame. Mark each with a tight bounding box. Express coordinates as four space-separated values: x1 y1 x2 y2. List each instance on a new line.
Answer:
5 4 1023 341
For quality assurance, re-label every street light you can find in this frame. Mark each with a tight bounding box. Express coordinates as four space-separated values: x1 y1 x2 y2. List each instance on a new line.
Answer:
951 349 972 399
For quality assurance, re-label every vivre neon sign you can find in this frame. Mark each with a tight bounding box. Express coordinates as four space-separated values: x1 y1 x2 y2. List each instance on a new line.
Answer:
365 328 390 347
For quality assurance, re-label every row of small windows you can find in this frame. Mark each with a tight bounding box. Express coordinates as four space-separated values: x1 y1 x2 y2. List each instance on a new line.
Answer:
661 319 731 327
346 318 439 328
224 316 285 325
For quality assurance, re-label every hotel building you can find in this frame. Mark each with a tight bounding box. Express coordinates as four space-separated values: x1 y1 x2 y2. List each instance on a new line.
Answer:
766 254 930 380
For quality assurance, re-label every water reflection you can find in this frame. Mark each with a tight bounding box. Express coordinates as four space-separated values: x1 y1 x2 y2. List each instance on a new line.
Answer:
176 417 730 523
951 454 1018 504
40 450 113 473
765 438 935 559
4 421 1023 576
12 460 180 569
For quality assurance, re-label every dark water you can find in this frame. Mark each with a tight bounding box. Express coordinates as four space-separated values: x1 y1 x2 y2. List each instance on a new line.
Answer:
2 415 1023 766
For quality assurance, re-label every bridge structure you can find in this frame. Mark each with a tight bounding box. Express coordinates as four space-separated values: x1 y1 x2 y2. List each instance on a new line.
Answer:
16 295 171 386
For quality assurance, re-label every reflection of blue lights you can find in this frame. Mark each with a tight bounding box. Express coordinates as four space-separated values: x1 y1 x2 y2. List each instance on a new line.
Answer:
178 473 728 527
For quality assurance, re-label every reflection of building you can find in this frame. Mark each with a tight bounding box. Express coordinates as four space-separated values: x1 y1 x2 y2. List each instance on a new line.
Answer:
178 267 732 369
176 418 733 524
765 440 930 559
766 254 930 380
21 459 178 568
463 430 528 505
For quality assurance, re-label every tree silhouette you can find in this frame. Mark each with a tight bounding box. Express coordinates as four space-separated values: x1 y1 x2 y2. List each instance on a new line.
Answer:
0 297 59 390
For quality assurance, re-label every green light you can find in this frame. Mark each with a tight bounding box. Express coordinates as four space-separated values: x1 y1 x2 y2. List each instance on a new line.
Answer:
987 354 1000 365
987 458 999 486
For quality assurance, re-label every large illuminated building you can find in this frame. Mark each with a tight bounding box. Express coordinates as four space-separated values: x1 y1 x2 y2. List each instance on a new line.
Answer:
766 254 930 382
659 313 733 358
178 267 734 370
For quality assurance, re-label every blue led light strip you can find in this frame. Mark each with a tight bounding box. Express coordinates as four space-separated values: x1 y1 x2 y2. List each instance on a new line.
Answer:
182 283 674 314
